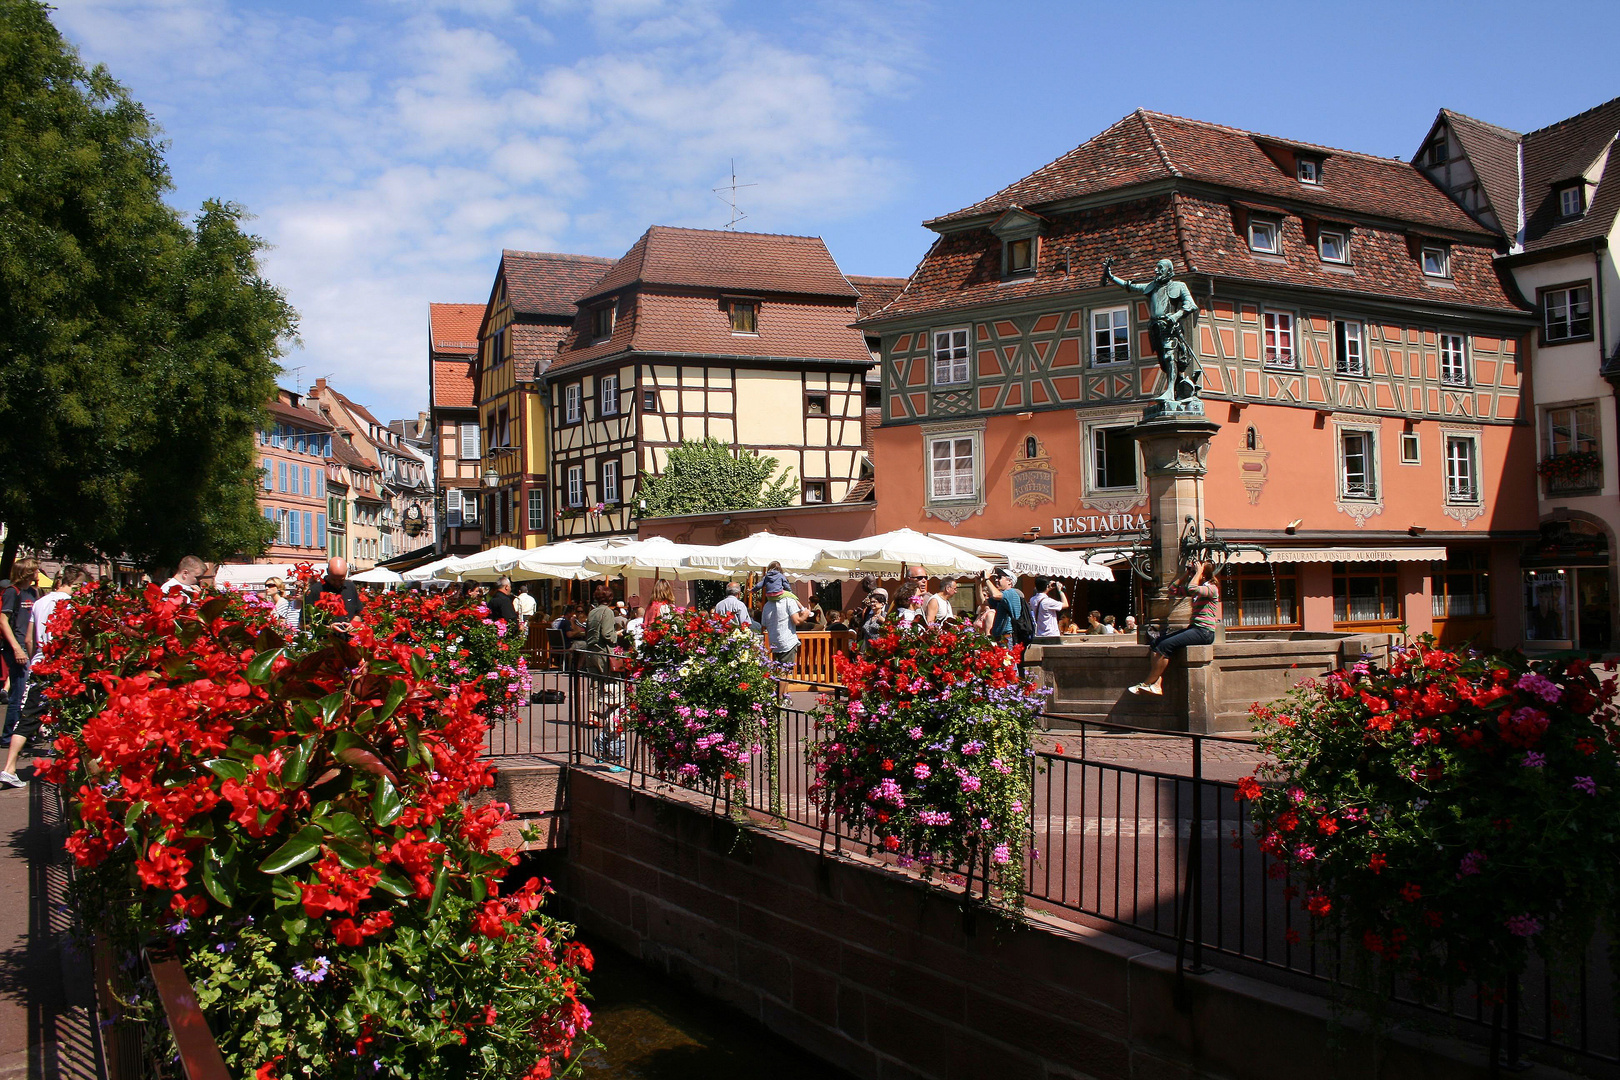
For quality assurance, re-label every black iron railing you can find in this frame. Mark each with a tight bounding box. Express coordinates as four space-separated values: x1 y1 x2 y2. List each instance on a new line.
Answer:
488 670 1618 1071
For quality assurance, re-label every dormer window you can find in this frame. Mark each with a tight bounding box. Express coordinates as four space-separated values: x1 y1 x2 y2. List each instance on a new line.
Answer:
1248 218 1281 255
1318 229 1349 264
591 303 614 341
1005 237 1036 276
729 300 758 334
1421 244 1451 278
1559 185 1585 218
1296 158 1321 185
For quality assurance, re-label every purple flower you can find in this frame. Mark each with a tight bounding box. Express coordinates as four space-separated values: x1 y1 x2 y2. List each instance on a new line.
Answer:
991 843 1011 865
907 726 923 740
1522 751 1547 768
1457 849 1487 878
1505 914 1541 938
1574 775 1597 795
292 956 331 984
167 918 189 936
912 763 931 780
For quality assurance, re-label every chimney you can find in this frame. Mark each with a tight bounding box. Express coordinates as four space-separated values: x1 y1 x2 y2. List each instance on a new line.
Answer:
314 377 327 394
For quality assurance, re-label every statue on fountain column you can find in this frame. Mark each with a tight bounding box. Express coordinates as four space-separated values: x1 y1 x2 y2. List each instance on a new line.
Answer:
1102 257 1202 415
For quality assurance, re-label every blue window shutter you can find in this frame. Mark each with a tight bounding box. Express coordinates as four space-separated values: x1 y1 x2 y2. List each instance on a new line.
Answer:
263 458 272 490
318 512 326 540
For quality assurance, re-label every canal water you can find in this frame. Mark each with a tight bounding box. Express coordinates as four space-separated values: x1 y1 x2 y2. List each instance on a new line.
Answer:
572 938 853 1079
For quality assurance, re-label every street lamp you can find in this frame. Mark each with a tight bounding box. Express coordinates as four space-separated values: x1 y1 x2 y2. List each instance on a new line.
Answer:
482 466 500 489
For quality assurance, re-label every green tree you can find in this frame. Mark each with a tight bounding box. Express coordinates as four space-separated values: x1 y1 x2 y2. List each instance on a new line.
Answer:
634 438 798 518
0 0 294 575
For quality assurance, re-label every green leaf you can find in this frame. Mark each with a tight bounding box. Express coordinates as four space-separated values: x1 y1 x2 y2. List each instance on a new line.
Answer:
378 678 409 721
371 776 403 827
327 839 369 870
271 874 301 904
282 735 317 787
318 691 346 726
203 848 237 907
203 758 249 783
123 800 148 833
319 811 368 849
376 868 414 898
425 864 449 920
257 824 325 874
245 647 284 686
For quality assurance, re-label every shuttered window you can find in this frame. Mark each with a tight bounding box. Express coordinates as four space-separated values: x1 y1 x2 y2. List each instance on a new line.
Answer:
460 422 480 460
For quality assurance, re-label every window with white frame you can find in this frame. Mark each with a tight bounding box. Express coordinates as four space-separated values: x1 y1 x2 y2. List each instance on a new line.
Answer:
1334 320 1365 376
1091 424 1138 491
1421 245 1451 278
528 489 545 532
461 489 478 524
446 488 463 527
1559 185 1584 218
1091 307 1130 365
1445 435 1479 502
928 436 976 499
601 460 619 503
1340 429 1377 499
1248 218 1281 254
1005 237 1035 276
564 384 582 423
1440 334 1469 386
1297 158 1321 185
1543 284 1593 342
459 422 479 460
566 465 584 507
600 374 619 416
1400 432 1421 465
1263 310 1295 366
1318 229 1348 264
932 328 970 386
803 481 827 504
1546 403 1600 457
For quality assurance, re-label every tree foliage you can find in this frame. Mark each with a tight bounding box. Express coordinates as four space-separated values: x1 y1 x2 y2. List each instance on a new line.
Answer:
0 0 295 573
634 438 798 518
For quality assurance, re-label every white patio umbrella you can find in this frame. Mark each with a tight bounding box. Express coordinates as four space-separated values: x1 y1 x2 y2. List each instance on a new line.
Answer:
402 557 458 582
350 567 403 585
438 545 529 582
506 541 620 581
581 535 730 580
681 531 828 574
813 528 993 577
926 534 1115 581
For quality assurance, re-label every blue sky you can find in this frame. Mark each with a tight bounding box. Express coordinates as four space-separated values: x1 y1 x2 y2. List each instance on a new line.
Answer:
51 0 1620 423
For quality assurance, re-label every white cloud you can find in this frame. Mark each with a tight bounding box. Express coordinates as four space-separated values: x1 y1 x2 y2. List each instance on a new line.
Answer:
48 0 921 420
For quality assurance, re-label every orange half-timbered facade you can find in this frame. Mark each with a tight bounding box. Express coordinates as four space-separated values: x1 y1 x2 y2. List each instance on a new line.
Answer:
546 227 875 540
429 302 486 555
473 251 616 550
864 109 1540 648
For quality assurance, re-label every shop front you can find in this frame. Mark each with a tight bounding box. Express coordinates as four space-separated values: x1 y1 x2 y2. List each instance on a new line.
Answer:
1521 519 1613 653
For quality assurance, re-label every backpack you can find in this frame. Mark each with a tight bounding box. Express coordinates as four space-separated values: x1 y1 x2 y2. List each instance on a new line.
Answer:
1009 589 1035 645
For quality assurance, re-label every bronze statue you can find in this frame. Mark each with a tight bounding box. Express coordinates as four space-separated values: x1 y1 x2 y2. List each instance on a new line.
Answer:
1103 257 1201 409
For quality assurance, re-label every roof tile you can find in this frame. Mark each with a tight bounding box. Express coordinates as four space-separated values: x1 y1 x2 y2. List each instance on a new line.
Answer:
848 275 908 320
502 251 616 318
429 302 483 355
432 359 475 409
1520 96 1620 253
579 226 859 302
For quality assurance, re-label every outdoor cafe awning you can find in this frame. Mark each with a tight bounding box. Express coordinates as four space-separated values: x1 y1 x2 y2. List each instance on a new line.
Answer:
1227 546 1448 565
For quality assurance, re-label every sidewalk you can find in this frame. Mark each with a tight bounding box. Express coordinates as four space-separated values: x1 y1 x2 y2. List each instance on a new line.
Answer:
0 768 100 1080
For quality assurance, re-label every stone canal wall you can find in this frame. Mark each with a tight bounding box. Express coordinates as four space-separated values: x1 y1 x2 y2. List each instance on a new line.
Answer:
549 769 1533 1080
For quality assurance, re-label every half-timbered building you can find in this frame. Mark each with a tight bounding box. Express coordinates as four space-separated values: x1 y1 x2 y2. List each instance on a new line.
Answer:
545 226 874 540
1416 97 1620 651
474 250 615 550
428 302 486 555
862 109 1540 647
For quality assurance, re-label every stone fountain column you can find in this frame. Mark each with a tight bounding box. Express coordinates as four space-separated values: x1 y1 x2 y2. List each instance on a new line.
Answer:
1132 412 1222 641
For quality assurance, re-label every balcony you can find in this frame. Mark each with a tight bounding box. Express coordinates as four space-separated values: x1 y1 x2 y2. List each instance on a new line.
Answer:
1539 451 1603 497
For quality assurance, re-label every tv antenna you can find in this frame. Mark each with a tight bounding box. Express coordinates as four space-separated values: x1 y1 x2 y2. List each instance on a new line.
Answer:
713 159 756 230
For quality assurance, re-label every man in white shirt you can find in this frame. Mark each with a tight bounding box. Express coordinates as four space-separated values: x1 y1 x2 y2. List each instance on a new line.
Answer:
923 578 959 626
1029 576 1066 644
513 583 537 629
160 555 207 597
1 564 87 788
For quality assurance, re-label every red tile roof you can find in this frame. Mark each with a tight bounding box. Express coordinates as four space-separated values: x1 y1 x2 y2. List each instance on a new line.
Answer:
848 275 908 320
511 323 569 381
429 302 483 356
930 109 1494 238
552 291 871 374
1432 110 1522 235
873 191 1524 323
432 358 476 409
579 227 859 303
329 436 376 471
267 399 333 431
502 251 616 319
1519 96 1620 254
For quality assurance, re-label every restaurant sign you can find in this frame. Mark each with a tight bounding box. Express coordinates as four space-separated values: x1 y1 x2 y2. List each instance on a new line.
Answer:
1051 512 1149 535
